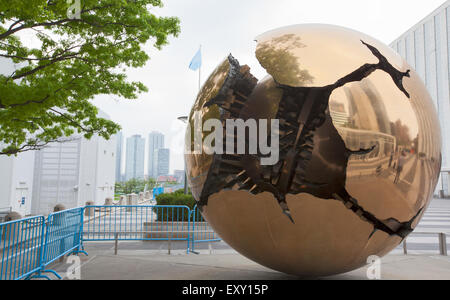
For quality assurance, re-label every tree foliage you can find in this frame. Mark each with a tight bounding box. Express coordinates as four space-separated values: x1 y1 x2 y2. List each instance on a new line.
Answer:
0 0 180 155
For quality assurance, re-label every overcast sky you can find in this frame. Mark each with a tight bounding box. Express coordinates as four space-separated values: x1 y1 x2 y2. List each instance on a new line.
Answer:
91 0 447 174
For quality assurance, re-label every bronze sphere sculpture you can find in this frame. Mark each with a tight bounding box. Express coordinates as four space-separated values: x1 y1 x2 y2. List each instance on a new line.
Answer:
185 24 442 277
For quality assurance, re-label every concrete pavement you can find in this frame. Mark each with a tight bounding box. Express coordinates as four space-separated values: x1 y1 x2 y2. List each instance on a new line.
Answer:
44 241 450 280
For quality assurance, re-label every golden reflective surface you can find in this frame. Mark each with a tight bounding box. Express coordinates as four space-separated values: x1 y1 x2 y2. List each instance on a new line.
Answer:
185 58 228 201
255 24 405 87
185 24 441 277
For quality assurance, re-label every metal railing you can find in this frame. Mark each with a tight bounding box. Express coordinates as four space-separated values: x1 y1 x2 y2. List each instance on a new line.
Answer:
0 216 46 280
82 205 192 251
0 208 87 280
0 204 220 279
402 232 448 256
39 208 87 279
190 205 221 253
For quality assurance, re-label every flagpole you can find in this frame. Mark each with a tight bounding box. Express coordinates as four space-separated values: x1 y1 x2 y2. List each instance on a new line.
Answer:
185 45 202 195
198 45 202 92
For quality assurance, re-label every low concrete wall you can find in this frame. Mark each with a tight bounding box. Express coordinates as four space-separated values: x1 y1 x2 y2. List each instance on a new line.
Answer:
142 221 206 239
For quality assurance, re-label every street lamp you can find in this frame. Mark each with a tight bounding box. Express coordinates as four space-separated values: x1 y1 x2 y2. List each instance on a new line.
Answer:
178 116 189 195
177 116 188 123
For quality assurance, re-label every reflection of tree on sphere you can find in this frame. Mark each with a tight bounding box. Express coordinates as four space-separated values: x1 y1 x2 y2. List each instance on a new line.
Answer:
256 34 314 86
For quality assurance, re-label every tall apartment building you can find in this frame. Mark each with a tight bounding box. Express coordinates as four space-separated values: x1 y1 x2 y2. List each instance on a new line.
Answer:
154 148 170 178
148 131 165 179
115 132 123 182
125 135 145 180
390 0 450 196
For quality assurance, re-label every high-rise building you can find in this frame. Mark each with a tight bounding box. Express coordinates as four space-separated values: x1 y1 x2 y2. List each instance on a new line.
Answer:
148 132 165 178
390 0 450 196
115 131 123 182
125 135 145 180
154 148 170 177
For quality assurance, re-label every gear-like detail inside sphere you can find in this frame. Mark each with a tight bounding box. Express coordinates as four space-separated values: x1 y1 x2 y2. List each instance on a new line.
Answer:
197 41 421 240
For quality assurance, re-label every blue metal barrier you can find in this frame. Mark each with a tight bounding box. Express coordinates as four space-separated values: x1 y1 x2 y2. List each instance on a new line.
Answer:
0 204 221 279
39 208 87 279
0 216 46 280
152 187 165 199
190 205 221 253
83 205 191 252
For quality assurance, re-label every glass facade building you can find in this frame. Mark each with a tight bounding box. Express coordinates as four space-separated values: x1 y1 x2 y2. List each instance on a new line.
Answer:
125 135 145 180
154 148 170 178
148 131 165 179
115 131 123 182
390 0 450 196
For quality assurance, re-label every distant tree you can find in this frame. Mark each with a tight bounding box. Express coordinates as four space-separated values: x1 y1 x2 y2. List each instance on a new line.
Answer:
114 181 124 194
116 177 157 194
0 0 180 155
390 120 411 146
119 178 141 194
145 177 156 190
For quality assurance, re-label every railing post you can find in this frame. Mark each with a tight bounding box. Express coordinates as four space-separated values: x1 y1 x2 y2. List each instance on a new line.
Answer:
168 232 171 255
114 233 118 255
79 207 86 251
403 240 408 255
439 233 447 256
187 207 191 254
192 206 196 253
59 238 65 263
40 218 50 269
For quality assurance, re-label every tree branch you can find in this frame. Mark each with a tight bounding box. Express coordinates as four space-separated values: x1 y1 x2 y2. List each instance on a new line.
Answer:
0 42 84 62
11 53 81 80
0 4 116 40
0 137 77 156
48 108 95 134
7 19 24 32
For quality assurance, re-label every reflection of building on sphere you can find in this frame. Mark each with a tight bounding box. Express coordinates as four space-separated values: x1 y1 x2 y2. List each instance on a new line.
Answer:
185 24 442 277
